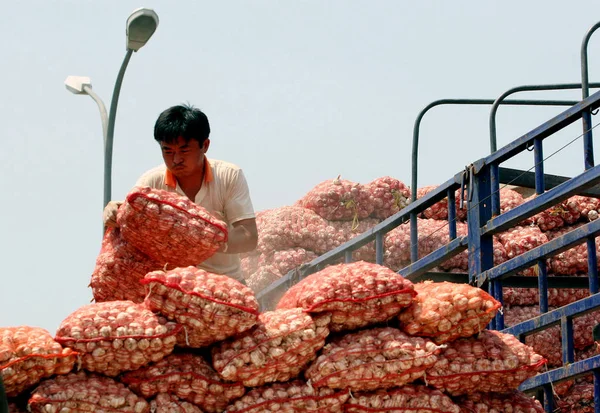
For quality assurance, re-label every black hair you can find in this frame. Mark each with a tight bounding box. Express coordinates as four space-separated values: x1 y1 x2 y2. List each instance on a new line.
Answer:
154 103 211 145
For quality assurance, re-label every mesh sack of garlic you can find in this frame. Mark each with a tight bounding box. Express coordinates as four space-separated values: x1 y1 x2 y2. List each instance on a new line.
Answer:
143 266 259 348
398 281 501 344
255 206 345 255
425 330 546 396
28 371 150 413
305 327 442 392
0 326 77 397
365 176 411 220
117 186 228 267
277 261 416 332
121 352 245 413
343 385 460 413
212 308 330 387
55 301 180 377
555 383 595 413
258 248 318 277
90 227 160 304
149 393 205 413
223 380 349 413
296 177 374 221
454 390 544 413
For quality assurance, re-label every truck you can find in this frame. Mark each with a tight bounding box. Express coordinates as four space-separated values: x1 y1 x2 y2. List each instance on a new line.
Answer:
257 20 600 413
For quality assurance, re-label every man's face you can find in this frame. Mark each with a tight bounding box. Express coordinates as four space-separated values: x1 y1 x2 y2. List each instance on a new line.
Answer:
160 136 209 178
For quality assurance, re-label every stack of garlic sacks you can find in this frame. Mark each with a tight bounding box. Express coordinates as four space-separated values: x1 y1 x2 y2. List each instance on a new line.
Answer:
2 177 594 412
245 177 600 412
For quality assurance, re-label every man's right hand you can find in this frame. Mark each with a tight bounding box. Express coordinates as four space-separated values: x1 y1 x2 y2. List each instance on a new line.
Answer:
103 201 123 228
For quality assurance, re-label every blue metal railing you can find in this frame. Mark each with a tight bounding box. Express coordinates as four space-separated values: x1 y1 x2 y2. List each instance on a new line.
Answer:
466 88 600 411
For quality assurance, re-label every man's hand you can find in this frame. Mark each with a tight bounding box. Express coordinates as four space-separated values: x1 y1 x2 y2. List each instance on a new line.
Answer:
103 201 123 228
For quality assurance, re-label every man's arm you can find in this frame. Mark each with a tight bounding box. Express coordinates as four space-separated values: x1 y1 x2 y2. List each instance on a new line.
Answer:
219 218 258 254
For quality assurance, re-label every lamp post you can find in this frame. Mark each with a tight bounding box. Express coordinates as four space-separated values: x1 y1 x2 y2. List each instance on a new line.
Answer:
65 7 159 212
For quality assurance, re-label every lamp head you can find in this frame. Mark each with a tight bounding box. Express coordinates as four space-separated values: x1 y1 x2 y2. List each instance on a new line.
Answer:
64 76 92 94
126 8 159 51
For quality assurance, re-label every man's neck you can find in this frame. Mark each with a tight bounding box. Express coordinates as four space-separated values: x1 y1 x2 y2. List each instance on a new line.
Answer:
177 162 205 201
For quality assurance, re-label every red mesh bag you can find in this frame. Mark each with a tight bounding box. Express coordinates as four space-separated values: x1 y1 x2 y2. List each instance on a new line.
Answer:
455 390 544 413
366 176 411 219
90 228 160 303
384 219 470 272
547 223 600 274
259 248 318 277
344 385 460 413
0 327 77 397
55 301 180 377
328 218 381 262
492 236 509 266
121 353 245 413
425 330 546 396
142 267 259 348
503 285 589 307
504 305 562 367
246 266 282 294
305 327 442 391
499 188 526 215
497 225 548 276
505 305 600 367
28 371 150 413
497 225 548 258
416 186 462 221
149 394 204 413
577 345 600 364
555 383 594 413
276 261 416 332
297 177 374 221
554 380 574 397
256 207 345 255
212 309 330 387
398 282 501 344
240 254 260 279
417 187 524 222
530 195 582 232
117 186 228 267
223 380 349 413
572 195 600 221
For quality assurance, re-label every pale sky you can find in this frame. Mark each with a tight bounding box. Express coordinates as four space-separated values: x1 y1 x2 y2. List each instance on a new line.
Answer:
1 1 600 332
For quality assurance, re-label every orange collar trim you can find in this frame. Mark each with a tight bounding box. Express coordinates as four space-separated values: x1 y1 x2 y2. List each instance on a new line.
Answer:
165 157 213 189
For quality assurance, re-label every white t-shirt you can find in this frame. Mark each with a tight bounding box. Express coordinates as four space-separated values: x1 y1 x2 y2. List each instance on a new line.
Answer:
135 158 255 281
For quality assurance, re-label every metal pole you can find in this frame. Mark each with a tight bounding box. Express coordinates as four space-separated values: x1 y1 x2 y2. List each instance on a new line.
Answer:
411 99 578 202
489 83 600 154
581 21 600 170
104 49 133 209
82 85 109 147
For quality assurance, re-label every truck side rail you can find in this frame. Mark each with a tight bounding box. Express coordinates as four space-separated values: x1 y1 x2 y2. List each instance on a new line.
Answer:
466 89 600 411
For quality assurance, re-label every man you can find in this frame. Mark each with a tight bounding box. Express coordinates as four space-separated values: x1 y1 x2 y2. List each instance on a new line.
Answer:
103 104 258 282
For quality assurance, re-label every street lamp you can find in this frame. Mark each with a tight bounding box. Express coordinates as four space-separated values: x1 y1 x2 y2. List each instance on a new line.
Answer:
64 76 108 147
65 7 159 214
